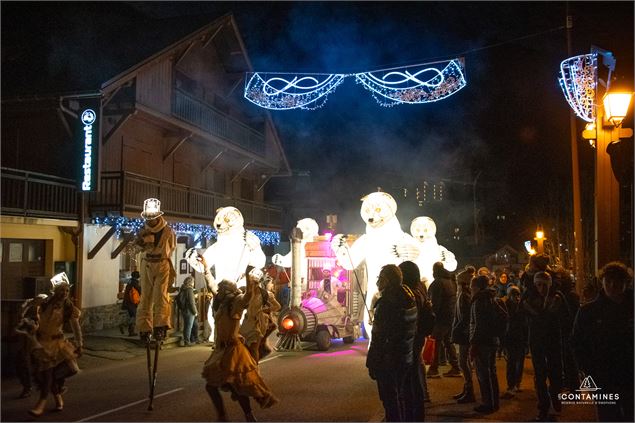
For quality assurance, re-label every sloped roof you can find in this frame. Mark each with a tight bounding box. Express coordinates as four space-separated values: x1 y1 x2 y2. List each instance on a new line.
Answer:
1 2 234 96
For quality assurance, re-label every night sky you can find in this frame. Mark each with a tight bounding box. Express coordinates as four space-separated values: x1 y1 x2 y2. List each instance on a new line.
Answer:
2 1 634 251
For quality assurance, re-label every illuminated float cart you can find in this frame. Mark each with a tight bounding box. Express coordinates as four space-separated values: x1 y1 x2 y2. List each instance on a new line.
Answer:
276 235 363 351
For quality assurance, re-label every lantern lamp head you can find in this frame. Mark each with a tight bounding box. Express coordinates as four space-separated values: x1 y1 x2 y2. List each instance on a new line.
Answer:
603 92 633 127
50 272 71 291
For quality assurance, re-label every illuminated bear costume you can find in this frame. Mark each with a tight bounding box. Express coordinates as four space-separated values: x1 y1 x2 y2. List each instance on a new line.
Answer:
186 207 266 342
410 216 457 288
271 218 319 291
331 192 419 341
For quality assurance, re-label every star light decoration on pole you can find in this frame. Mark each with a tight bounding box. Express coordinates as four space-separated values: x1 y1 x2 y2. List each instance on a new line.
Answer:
244 58 466 110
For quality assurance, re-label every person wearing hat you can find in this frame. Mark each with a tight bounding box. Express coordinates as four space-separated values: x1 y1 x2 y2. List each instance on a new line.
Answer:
202 275 278 422
135 198 177 341
521 271 566 421
27 273 83 417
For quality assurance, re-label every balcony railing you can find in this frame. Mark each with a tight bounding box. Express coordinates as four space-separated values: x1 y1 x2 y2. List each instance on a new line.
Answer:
172 89 266 156
90 171 282 230
0 167 78 220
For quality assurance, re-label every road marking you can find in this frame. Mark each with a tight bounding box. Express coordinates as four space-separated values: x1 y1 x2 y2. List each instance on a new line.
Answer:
75 388 184 422
259 355 279 364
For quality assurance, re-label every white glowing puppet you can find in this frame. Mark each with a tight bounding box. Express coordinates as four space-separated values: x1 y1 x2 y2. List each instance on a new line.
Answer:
271 218 319 291
410 216 458 287
330 192 420 342
184 206 266 342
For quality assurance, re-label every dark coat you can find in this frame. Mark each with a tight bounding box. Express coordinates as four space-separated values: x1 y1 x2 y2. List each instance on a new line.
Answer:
469 288 499 346
178 286 198 315
366 285 418 375
502 299 528 347
450 289 471 345
571 290 634 389
521 290 566 347
428 267 457 327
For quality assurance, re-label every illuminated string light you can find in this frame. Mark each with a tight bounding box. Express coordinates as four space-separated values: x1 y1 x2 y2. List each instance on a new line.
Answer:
244 58 467 110
355 59 467 107
558 53 596 123
91 217 280 246
244 73 347 110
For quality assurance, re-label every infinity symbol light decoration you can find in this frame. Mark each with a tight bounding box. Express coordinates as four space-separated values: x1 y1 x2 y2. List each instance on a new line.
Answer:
245 73 347 110
244 58 466 110
558 53 597 123
355 59 466 107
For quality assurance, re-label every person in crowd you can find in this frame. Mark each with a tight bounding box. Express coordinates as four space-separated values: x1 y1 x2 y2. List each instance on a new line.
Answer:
366 265 417 422
178 276 198 347
135 198 177 342
552 266 580 392
571 262 634 422
581 278 600 305
500 285 528 399
120 271 141 336
477 267 490 277
427 262 460 378
522 271 565 421
399 261 433 420
239 267 281 362
202 277 278 422
469 275 500 414
450 266 476 404
508 272 520 287
190 285 201 344
519 253 551 297
267 263 290 310
14 294 48 399
27 274 83 417
495 272 510 299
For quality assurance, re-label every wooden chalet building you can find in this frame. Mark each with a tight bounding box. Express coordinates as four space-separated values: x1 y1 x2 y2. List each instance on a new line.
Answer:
1 6 291 341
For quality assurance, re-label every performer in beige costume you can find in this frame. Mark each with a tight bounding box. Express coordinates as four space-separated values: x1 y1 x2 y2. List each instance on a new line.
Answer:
135 198 176 340
26 273 83 417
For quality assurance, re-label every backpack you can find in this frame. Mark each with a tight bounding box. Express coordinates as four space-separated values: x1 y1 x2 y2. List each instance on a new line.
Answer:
128 286 140 305
491 297 509 339
176 289 187 310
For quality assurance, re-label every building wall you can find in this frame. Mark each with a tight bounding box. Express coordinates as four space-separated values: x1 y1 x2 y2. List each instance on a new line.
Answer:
0 218 76 265
81 224 121 309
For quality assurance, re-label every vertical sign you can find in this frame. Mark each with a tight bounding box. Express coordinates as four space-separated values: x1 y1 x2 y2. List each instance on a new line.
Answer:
77 96 101 192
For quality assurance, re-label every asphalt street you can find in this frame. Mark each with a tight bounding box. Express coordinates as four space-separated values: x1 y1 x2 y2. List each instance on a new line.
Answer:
1 337 595 422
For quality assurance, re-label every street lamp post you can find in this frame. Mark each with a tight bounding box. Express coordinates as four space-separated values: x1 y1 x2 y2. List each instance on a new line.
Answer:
583 92 633 274
535 225 546 255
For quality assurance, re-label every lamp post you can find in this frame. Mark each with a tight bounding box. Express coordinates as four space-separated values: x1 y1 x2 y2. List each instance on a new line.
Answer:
535 225 546 254
583 90 633 274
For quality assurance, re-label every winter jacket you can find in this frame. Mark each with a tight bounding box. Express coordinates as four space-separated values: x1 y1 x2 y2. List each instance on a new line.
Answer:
502 299 528 347
428 267 457 327
410 282 433 353
178 286 198 315
571 289 634 389
366 285 418 375
521 290 566 346
469 288 499 346
450 288 471 345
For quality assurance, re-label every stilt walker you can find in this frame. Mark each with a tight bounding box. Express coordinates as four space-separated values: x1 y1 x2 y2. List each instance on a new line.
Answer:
134 198 176 410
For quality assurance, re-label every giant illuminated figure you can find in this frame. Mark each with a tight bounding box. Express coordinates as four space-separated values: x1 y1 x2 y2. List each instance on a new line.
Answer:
271 218 319 291
185 206 265 341
410 216 457 287
330 192 420 341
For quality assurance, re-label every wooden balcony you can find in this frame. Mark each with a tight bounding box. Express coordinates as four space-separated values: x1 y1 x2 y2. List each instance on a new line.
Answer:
171 89 266 156
89 171 282 230
0 167 78 220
